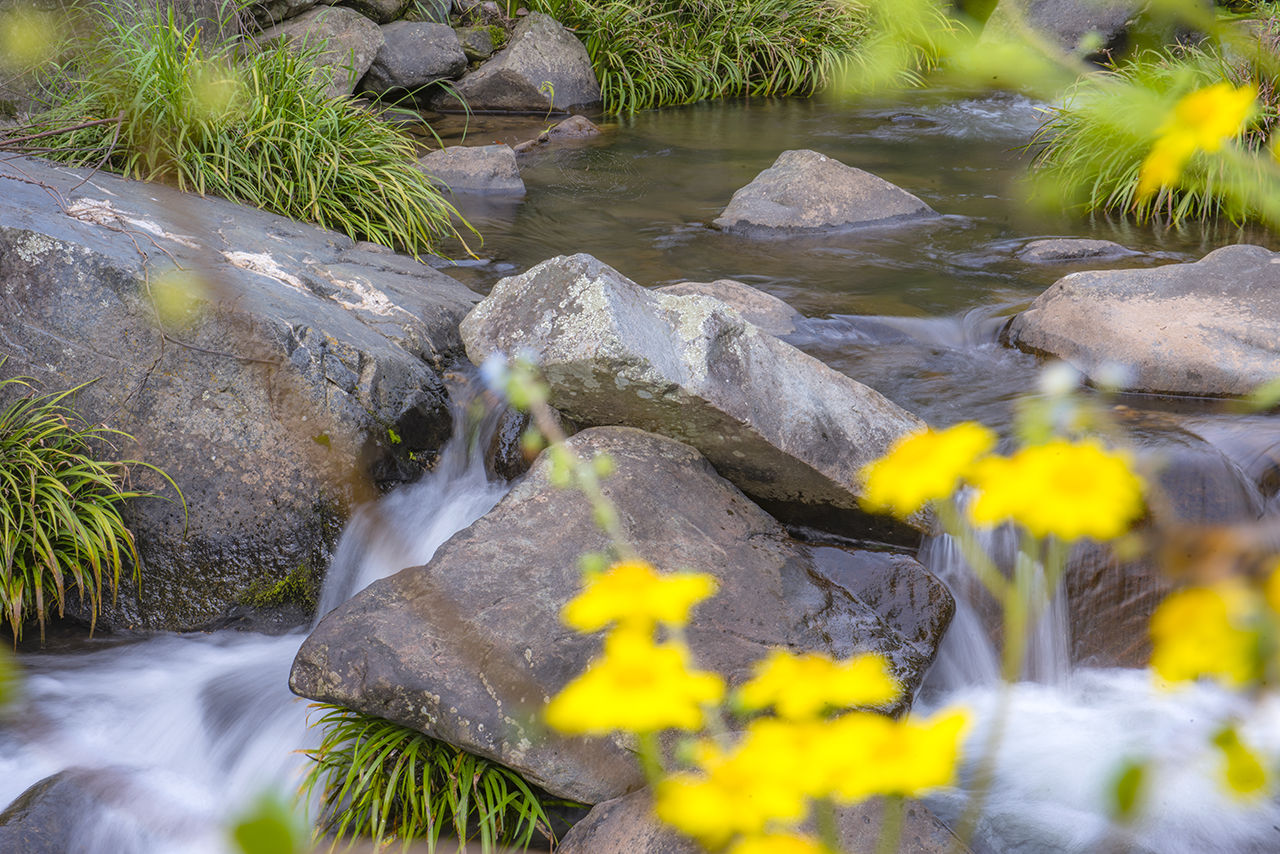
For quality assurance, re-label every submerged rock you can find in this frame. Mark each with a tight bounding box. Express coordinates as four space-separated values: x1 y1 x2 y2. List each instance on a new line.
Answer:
416 144 525 194
557 788 967 854
357 21 467 96
512 114 604 154
655 279 800 337
712 150 936 233
259 6 385 98
1018 238 1138 263
290 427 953 803
459 253 927 542
431 13 602 113
1006 244 1280 397
0 155 477 630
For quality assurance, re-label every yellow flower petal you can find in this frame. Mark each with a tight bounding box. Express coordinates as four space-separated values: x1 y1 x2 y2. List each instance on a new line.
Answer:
736 650 901 719
861 422 996 518
561 560 717 632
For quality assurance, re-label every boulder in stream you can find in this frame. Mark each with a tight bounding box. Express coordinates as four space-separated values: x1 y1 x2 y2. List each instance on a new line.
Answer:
259 6 385 98
712 150 936 233
1017 238 1138 263
0 155 478 630
459 253 928 542
655 279 801 337
290 427 954 804
416 144 525 194
357 21 467 96
1006 244 1280 397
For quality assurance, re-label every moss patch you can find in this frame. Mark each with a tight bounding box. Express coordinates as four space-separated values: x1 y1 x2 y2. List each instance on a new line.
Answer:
237 563 318 610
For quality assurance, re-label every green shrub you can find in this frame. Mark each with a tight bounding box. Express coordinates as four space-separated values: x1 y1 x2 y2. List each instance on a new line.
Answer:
302 703 561 852
0 373 156 642
527 0 876 113
15 4 466 257
1028 39 1280 224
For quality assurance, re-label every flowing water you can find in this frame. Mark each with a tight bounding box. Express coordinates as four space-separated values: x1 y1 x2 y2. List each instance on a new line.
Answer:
6 90 1280 852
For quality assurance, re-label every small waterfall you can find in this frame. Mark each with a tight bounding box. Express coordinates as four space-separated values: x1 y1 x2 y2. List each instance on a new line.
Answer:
0 388 513 854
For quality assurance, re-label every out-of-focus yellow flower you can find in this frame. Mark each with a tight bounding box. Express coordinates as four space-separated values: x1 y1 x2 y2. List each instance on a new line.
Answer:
654 735 810 847
730 833 829 854
735 650 901 719
544 629 724 734
1265 560 1280 615
1137 82 1256 198
1150 584 1259 687
561 560 717 632
860 422 996 517
968 439 1144 541
1214 726 1269 799
826 708 970 802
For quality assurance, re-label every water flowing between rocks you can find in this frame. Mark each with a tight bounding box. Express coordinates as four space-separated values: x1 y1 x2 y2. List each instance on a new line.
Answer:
4 91 1280 853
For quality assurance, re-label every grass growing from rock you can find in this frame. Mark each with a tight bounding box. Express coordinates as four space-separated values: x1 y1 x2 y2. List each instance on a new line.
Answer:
0 374 155 643
1029 37 1280 224
302 703 559 851
528 0 880 113
14 4 464 256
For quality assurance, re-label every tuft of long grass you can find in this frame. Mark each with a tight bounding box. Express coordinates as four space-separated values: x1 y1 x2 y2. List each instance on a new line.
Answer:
14 4 466 256
301 703 560 852
1029 38 1280 224
527 0 886 114
0 373 156 643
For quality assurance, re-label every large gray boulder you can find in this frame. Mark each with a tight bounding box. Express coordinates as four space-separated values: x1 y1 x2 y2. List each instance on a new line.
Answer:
558 789 967 854
357 21 467 95
460 253 927 542
0 155 478 630
259 6 385 98
431 12 601 113
337 0 409 24
416 144 525 194
655 279 800 337
1006 244 1280 397
290 427 953 804
981 0 1142 56
713 150 936 233
249 0 324 28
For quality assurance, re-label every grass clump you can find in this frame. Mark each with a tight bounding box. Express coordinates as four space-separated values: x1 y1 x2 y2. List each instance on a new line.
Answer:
302 703 560 852
1029 37 1280 224
526 0 876 113
0 373 157 643
14 4 465 256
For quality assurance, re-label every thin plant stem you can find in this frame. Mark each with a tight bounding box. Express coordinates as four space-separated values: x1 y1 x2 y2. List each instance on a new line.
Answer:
875 795 905 854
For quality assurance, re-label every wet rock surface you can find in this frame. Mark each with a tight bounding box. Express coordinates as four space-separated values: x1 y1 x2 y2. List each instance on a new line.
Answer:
1018 238 1139 263
459 253 928 542
290 427 952 804
0 155 478 630
1007 244 1280 397
416 143 525 194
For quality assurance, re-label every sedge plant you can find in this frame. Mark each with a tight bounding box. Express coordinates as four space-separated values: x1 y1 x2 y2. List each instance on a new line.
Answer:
301 703 559 852
10 3 468 257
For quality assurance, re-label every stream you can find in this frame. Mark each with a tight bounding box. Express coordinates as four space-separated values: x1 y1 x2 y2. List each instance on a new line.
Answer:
4 89 1280 853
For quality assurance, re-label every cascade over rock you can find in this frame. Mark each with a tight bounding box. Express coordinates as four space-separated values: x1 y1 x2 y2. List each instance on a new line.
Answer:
290 427 953 803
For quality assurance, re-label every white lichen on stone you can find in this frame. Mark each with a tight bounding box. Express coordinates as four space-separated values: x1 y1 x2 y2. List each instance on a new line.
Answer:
322 272 409 319
223 251 307 293
15 233 55 264
66 199 200 248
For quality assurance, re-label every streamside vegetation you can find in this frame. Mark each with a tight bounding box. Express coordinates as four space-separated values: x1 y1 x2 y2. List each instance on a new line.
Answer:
302 703 561 852
0 374 157 643
10 5 464 256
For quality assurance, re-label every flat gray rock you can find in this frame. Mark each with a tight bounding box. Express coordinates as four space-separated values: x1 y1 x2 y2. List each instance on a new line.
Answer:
337 0 409 24
431 13 601 113
1007 244 1280 396
460 253 928 542
713 150 936 233
656 279 800 336
0 155 478 630
290 427 952 804
1018 238 1138 263
357 21 467 95
260 6 384 98
416 144 525 194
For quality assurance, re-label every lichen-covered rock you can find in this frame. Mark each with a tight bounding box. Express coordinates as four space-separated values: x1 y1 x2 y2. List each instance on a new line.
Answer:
655 279 800 337
357 21 467 95
259 6 384 98
713 150 936 233
0 155 477 630
290 427 953 803
460 253 927 542
456 25 497 61
431 13 601 113
1006 244 1280 397
416 144 525 194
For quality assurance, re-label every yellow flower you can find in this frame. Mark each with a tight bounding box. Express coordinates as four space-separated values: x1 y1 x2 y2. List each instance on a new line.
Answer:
654 735 810 847
826 708 970 802
736 650 901 719
561 560 717 632
1137 82 1256 198
860 422 996 517
1150 584 1259 687
1214 726 1270 799
968 439 1144 541
1265 560 1280 615
544 629 725 734
731 833 828 854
